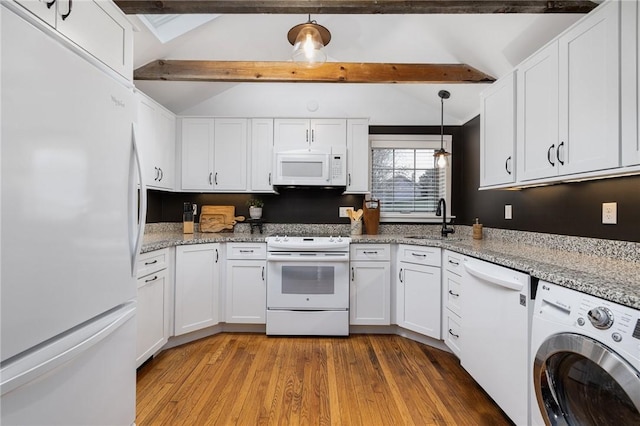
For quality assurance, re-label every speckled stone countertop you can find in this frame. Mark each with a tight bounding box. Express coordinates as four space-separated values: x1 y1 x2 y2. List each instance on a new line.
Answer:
142 223 639 310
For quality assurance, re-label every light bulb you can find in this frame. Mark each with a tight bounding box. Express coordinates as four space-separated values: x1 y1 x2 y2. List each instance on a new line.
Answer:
303 33 314 59
437 154 447 168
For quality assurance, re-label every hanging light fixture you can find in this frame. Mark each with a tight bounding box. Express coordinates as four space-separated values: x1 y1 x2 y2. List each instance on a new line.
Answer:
287 15 331 68
434 90 451 169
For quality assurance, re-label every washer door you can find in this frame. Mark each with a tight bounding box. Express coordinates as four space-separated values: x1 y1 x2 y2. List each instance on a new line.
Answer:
534 333 640 426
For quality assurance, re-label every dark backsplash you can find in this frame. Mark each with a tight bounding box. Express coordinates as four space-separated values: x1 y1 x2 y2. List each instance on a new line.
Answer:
146 120 639 242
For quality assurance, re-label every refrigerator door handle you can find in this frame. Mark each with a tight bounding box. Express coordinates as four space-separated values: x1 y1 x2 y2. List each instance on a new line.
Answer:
130 123 147 276
0 302 136 396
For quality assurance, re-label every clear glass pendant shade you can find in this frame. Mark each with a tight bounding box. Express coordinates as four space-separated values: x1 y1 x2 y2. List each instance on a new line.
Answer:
292 25 326 66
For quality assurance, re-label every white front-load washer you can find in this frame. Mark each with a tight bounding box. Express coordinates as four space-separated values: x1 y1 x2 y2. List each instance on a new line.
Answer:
530 281 640 426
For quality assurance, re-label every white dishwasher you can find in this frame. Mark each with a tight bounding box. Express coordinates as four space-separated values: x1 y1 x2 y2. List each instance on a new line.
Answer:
460 255 532 426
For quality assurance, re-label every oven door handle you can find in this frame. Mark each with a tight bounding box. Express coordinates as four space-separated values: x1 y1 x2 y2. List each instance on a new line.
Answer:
267 254 349 262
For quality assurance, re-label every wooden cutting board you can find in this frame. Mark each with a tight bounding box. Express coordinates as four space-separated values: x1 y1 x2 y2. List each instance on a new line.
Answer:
199 205 245 233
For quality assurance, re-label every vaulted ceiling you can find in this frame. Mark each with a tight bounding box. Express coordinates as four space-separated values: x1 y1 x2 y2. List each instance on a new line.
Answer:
119 1 597 123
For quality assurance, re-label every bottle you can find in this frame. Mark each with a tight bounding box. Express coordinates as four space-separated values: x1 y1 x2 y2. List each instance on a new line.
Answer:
472 218 483 240
183 202 194 234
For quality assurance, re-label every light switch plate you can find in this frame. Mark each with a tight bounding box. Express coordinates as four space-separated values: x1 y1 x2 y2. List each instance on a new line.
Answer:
505 205 513 220
602 202 617 224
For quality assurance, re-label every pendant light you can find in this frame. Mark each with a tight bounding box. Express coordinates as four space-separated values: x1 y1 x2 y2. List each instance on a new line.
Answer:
434 90 451 169
287 15 331 68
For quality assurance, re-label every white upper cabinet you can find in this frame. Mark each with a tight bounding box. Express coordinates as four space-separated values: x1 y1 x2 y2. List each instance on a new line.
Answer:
621 0 640 167
557 0 620 176
274 119 346 151
15 0 133 79
516 41 560 181
213 118 248 191
480 71 516 187
249 119 276 192
181 118 248 192
344 119 370 193
137 92 176 190
516 1 620 182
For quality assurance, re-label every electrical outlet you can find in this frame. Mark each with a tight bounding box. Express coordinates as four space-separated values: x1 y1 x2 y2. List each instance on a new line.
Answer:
602 202 617 224
505 205 513 220
339 206 354 218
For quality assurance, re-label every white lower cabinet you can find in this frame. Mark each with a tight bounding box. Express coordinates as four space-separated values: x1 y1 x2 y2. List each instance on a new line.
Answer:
349 244 390 325
225 243 267 324
442 250 463 358
136 249 171 367
174 243 221 335
396 245 441 339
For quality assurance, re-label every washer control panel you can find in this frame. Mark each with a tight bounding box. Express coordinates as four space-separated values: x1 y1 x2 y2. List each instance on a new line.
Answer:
535 281 639 366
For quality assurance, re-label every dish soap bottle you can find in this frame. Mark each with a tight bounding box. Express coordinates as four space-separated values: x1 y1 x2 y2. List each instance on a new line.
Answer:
473 218 483 240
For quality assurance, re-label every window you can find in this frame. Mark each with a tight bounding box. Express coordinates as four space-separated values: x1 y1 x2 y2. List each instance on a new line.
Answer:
370 135 452 222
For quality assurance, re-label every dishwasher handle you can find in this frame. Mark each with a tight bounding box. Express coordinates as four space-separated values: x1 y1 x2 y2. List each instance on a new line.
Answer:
464 260 523 291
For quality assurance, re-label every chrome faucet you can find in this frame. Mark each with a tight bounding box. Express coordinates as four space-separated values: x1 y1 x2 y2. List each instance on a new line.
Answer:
435 198 455 237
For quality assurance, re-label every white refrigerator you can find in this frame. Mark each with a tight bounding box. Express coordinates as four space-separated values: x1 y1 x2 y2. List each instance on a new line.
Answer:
1 4 144 425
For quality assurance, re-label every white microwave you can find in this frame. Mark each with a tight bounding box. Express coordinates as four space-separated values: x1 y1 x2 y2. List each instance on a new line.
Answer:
273 147 346 186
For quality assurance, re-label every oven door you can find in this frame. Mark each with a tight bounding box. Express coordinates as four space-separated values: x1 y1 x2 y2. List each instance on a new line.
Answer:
533 333 640 426
267 252 349 310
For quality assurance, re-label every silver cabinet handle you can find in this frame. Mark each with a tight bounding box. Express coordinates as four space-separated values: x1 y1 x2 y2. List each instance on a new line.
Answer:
144 275 158 283
262 266 265 281
351 267 355 281
448 329 459 338
448 259 459 266
268 172 271 186
214 172 218 185
411 253 427 258
448 290 460 297
144 259 158 266
46 0 56 8
348 173 352 186
505 156 512 175
363 251 378 255
209 172 213 185
158 167 163 181
311 129 315 142
306 129 309 143
239 249 254 253
399 268 403 283
215 248 219 263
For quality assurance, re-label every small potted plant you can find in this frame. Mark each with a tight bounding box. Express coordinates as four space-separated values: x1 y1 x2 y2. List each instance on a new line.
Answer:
246 198 264 219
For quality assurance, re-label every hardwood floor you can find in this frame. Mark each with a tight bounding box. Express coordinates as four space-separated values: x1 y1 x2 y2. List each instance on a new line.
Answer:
136 333 514 425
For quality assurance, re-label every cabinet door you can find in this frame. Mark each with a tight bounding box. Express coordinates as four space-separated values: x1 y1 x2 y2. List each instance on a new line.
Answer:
136 268 169 367
250 118 275 192
558 0 620 176
345 119 370 193
137 94 159 186
516 41 560 181
174 244 220 335
213 118 247 191
274 119 310 151
14 0 56 27
350 261 390 325
55 0 133 79
225 260 266 324
181 118 214 190
396 261 441 339
480 72 516 186
311 119 347 149
156 107 176 190
621 0 640 167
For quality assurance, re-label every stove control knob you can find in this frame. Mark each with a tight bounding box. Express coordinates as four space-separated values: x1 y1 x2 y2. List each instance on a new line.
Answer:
274 235 281 242
337 236 343 242
587 307 614 330
329 236 334 242
283 235 289 241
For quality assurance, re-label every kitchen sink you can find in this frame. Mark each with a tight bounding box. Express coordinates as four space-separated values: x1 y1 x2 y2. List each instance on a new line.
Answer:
404 235 460 241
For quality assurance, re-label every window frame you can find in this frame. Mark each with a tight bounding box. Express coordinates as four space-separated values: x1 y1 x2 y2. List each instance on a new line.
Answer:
369 134 452 223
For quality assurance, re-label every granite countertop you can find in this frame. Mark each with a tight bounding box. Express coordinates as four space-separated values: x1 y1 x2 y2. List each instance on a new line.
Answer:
142 230 640 310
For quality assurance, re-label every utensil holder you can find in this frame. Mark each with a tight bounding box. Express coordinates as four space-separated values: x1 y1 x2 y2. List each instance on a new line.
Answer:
350 220 363 235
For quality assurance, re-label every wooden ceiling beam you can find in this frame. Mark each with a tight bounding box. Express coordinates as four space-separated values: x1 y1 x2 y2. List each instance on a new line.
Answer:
134 60 495 84
115 0 597 15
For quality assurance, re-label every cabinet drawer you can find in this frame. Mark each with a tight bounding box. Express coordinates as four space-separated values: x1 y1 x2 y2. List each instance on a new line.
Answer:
350 244 391 261
443 270 462 316
226 242 266 260
443 250 463 274
397 244 441 267
137 249 168 278
444 311 462 358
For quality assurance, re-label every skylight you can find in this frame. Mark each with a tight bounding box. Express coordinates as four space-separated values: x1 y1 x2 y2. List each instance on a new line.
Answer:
138 14 219 44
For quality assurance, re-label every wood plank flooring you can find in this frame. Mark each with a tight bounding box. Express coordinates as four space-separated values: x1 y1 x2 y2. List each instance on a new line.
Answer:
136 333 514 425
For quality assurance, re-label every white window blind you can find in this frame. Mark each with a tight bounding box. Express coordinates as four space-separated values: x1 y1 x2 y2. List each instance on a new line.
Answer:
370 135 452 222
